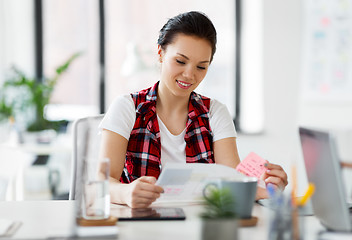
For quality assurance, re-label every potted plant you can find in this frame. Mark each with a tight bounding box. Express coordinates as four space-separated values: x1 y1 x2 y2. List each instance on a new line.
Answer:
200 186 238 240
0 52 81 142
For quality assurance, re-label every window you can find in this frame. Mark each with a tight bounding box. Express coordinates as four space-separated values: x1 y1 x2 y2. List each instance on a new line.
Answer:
0 0 35 82
2 0 241 125
42 0 100 120
238 0 264 133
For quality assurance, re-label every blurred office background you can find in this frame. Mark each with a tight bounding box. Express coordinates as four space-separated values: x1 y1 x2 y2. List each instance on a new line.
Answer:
0 0 351 201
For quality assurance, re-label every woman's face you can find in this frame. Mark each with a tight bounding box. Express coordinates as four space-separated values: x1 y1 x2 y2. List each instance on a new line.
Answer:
159 34 212 98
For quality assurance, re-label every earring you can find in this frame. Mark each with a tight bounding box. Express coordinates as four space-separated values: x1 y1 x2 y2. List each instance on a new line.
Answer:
158 48 162 63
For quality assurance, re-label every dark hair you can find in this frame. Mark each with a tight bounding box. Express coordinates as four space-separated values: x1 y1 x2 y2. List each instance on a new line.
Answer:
157 11 217 62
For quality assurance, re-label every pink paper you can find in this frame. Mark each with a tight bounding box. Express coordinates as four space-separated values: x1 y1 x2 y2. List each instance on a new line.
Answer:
236 152 268 178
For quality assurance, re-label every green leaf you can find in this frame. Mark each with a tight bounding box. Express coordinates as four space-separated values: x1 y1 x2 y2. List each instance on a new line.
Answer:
0 52 81 131
55 52 82 75
200 187 237 219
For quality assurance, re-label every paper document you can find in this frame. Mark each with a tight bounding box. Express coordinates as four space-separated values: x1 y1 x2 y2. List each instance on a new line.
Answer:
156 163 249 202
0 219 22 238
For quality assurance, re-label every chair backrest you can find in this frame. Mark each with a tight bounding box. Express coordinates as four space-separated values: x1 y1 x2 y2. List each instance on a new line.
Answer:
69 114 104 200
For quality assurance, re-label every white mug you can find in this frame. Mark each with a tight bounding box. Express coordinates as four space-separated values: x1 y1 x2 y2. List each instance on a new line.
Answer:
203 178 257 219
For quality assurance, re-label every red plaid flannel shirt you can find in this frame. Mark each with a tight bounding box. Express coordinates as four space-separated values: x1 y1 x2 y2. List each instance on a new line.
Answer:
120 82 215 183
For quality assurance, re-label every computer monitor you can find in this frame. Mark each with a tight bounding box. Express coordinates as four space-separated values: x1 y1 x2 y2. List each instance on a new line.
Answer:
299 127 351 232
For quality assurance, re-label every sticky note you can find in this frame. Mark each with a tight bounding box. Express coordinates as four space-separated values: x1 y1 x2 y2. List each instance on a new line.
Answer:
236 152 268 178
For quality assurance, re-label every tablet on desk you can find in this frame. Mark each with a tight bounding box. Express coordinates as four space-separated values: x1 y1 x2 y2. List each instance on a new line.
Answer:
111 207 186 221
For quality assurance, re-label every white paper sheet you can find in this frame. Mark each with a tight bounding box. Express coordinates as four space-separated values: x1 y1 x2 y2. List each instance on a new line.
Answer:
0 219 21 237
156 163 251 202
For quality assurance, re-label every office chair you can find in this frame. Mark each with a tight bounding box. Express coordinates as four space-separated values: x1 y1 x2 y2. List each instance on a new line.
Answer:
69 114 104 200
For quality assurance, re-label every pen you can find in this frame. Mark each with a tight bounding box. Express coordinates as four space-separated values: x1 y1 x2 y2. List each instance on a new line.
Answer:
267 183 284 209
298 183 315 206
291 165 301 240
291 165 297 206
267 183 276 199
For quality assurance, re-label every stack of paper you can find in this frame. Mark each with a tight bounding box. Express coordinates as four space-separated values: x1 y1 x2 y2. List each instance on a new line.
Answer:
156 163 251 202
75 217 118 238
76 225 118 238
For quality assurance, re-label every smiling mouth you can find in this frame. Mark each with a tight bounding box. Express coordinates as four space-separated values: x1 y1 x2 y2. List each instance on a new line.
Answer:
176 80 192 89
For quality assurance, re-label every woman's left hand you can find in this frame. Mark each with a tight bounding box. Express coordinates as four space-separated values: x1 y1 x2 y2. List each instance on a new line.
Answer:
255 162 288 200
263 162 288 190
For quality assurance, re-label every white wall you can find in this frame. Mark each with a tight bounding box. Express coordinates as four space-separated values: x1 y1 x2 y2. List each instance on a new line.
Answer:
0 0 34 80
237 0 303 193
237 0 352 197
0 0 35 143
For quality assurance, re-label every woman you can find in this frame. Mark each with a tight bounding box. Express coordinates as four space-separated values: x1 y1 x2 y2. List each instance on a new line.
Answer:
99 11 288 208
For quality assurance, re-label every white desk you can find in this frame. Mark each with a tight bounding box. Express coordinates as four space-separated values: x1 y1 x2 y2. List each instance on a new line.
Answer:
0 200 325 240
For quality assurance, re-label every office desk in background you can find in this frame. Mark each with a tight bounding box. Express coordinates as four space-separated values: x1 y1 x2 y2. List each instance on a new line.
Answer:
0 134 72 201
0 200 327 240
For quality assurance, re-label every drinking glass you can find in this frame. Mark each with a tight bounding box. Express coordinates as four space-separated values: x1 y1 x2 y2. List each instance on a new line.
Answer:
82 158 110 220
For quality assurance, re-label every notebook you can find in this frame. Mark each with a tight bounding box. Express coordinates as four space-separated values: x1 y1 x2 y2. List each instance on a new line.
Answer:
299 127 352 232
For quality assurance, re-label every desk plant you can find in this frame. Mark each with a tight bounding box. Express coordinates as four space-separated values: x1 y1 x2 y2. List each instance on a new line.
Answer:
0 53 81 133
200 185 238 240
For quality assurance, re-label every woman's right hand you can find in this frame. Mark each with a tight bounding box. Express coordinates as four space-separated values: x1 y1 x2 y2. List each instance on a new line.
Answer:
100 130 164 208
124 176 164 208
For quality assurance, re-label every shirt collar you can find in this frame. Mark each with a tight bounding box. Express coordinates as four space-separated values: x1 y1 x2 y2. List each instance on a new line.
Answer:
188 91 209 121
136 81 209 120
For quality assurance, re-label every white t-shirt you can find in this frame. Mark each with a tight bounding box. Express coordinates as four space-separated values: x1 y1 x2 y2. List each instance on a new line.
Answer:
99 94 237 167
